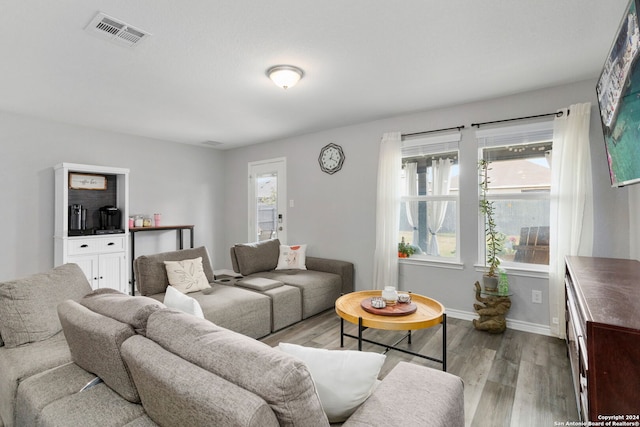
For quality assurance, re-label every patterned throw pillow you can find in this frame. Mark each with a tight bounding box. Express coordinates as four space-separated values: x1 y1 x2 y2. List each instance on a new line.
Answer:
164 257 210 294
275 244 307 270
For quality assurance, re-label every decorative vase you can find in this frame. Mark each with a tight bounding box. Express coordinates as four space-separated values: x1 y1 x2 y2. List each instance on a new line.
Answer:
482 275 499 293
382 286 398 305
498 270 509 295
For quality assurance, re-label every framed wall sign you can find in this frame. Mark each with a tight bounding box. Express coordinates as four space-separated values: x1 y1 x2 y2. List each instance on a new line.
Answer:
69 173 107 190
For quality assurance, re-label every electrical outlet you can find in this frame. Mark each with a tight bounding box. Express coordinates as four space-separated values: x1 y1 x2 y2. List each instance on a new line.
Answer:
532 290 542 304
552 317 559 325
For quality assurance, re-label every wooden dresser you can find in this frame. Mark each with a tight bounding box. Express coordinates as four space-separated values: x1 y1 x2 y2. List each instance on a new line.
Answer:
565 256 640 421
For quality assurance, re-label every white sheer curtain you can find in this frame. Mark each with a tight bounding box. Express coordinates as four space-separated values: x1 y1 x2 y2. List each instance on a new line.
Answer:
549 103 594 338
373 132 402 290
427 158 452 256
404 162 419 247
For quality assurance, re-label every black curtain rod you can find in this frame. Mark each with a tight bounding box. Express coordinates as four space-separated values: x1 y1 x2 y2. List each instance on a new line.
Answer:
402 125 465 139
471 110 567 128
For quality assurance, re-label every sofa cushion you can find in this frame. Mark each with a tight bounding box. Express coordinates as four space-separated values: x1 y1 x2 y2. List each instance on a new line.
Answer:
58 300 140 403
146 309 330 427
342 361 465 427
15 362 96 427
143 285 273 339
79 288 164 336
279 343 386 423
122 335 279 427
251 269 343 318
38 382 147 427
0 263 92 348
0 332 72 427
275 244 307 270
193 285 272 339
164 285 204 318
133 246 215 296
236 277 283 291
233 239 280 275
164 257 211 293
122 415 159 427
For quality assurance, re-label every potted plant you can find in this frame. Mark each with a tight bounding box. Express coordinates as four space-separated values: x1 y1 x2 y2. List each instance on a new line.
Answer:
479 159 502 291
398 237 416 258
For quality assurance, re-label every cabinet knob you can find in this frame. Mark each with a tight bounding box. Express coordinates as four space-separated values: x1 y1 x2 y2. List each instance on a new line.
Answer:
107 242 115 246
81 244 89 248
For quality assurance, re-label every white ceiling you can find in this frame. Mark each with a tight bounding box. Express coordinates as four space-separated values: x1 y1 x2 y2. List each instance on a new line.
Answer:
0 1 630 149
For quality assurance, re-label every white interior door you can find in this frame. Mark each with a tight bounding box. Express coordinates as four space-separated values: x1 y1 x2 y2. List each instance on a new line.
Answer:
248 158 287 244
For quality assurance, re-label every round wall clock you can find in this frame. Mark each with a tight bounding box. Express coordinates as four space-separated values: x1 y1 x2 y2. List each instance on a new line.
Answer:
318 143 345 175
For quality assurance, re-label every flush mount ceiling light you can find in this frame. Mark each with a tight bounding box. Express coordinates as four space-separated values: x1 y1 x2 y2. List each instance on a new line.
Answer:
267 65 304 89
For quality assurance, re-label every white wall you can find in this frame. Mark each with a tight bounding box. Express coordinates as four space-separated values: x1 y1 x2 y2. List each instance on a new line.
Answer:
630 186 640 260
220 79 630 332
0 111 225 282
1 78 631 333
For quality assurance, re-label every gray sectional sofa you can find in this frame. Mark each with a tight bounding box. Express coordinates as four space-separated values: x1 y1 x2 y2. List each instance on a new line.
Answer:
0 263 465 427
134 246 274 338
134 241 354 338
229 239 354 319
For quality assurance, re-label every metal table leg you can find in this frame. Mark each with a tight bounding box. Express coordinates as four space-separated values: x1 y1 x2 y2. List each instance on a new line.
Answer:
442 313 447 372
338 313 448 371
130 231 136 296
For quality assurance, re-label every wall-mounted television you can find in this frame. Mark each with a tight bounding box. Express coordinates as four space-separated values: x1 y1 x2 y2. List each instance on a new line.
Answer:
596 0 640 187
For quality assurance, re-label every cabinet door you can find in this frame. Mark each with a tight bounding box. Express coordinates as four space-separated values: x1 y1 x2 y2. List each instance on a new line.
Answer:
67 255 99 290
99 252 127 293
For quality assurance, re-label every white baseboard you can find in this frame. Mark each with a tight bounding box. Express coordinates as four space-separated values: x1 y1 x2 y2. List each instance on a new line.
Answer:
445 308 555 337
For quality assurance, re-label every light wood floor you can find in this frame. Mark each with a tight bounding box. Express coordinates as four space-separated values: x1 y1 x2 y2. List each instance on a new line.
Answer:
260 310 579 427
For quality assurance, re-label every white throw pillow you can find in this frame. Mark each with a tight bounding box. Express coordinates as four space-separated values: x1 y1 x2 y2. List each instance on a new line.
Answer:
164 257 210 293
278 342 385 423
275 244 307 270
163 285 205 319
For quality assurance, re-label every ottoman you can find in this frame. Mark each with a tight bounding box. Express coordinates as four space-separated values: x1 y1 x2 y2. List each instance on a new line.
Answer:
235 278 303 332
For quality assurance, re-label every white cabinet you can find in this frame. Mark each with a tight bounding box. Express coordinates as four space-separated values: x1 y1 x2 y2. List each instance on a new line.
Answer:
65 236 128 293
54 163 129 293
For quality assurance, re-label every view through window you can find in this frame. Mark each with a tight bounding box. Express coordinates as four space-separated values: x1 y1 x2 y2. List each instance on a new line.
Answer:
399 151 459 260
480 141 552 266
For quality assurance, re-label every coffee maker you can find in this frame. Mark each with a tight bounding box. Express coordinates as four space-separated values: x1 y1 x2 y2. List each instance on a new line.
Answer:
68 204 87 235
97 206 123 234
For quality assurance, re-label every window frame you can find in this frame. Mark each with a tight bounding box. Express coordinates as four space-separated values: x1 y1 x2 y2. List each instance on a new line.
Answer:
476 121 554 274
399 132 462 266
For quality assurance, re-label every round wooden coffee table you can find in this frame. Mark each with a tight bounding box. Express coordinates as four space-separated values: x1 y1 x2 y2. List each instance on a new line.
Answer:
335 290 447 370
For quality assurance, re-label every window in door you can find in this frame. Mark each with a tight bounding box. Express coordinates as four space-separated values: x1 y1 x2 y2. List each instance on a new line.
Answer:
248 158 287 243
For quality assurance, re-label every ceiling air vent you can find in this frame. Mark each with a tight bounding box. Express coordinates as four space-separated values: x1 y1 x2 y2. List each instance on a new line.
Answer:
202 140 224 148
85 12 150 48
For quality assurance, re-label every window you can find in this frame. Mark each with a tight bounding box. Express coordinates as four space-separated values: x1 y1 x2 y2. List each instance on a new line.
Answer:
477 122 553 268
399 133 460 262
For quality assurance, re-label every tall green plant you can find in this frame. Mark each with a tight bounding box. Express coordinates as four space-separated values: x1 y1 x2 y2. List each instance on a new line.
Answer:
479 159 502 277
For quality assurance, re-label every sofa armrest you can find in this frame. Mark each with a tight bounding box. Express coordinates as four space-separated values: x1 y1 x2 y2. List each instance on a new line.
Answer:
342 362 464 427
305 257 354 295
